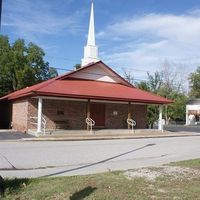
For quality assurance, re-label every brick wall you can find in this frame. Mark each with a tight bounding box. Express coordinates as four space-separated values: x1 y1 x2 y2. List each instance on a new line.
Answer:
132 104 148 129
105 103 147 129
11 98 148 131
12 100 28 132
28 98 87 130
105 103 128 128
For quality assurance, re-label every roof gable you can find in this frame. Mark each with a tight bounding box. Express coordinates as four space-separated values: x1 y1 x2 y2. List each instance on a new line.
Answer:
59 61 133 87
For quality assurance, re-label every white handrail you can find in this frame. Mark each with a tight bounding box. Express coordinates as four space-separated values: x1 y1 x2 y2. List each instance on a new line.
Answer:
30 116 46 135
86 117 95 132
42 116 46 135
127 118 136 133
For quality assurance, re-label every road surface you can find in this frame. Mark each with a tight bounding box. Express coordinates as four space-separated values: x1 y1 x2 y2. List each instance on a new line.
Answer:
0 136 200 178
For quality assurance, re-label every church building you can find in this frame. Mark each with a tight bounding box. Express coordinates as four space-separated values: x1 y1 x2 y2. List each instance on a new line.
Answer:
0 3 172 135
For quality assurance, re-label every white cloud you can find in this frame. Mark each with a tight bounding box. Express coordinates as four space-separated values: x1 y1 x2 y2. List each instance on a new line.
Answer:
98 10 200 77
2 0 84 42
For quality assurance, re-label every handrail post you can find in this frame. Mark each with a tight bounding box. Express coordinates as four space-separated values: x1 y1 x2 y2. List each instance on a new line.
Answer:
127 102 131 129
127 118 136 134
86 99 90 131
86 117 95 134
30 115 46 136
42 116 46 135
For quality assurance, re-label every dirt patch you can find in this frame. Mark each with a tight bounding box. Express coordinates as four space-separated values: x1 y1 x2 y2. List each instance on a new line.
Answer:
124 166 200 181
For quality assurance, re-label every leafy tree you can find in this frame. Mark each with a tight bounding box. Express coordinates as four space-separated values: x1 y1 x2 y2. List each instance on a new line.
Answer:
147 72 163 93
0 35 58 96
123 69 134 85
124 65 188 127
136 81 150 91
189 66 200 98
166 92 188 121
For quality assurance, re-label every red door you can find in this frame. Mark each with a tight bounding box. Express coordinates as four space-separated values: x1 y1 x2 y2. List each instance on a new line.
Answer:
90 103 105 127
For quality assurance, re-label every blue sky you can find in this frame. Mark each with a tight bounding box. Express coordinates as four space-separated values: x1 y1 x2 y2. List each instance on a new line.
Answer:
1 0 200 83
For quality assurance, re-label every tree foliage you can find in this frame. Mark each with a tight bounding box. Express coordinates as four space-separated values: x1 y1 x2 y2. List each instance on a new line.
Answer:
123 69 134 85
189 66 200 98
124 62 188 127
0 35 58 96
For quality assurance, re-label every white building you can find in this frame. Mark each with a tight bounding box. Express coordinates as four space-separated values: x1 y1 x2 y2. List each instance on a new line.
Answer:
186 99 200 125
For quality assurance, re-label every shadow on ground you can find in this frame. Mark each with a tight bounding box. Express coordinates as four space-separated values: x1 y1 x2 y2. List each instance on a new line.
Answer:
43 143 156 177
70 186 97 200
0 176 30 198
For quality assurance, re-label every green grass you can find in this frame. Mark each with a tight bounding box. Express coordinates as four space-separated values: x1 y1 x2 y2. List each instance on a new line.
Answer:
169 158 200 169
1 159 200 200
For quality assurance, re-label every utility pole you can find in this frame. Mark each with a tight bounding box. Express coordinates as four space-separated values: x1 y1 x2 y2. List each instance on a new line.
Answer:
0 0 2 31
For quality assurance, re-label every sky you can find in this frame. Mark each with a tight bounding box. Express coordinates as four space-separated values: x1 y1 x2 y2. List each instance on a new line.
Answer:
1 0 200 84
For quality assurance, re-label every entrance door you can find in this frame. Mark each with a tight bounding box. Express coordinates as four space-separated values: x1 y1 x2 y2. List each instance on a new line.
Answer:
90 103 105 127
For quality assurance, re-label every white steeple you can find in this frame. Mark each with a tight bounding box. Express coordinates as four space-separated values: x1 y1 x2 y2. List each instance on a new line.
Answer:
81 2 99 67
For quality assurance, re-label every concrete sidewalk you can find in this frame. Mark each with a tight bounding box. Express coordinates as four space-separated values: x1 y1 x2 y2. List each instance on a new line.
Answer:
22 130 200 141
0 129 199 142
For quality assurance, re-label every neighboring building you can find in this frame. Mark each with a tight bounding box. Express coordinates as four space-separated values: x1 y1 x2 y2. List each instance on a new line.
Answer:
186 99 200 125
0 3 172 134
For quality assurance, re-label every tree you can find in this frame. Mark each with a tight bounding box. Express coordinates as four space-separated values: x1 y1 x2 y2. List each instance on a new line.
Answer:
189 66 200 98
0 35 58 96
123 64 188 127
136 81 150 91
147 72 163 93
123 69 134 85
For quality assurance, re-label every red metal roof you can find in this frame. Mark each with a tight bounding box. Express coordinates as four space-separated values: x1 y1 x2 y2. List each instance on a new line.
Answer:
1 79 172 104
0 61 172 104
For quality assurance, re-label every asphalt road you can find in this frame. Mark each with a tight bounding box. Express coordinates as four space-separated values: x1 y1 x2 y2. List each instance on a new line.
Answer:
0 136 200 178
164 125 200 133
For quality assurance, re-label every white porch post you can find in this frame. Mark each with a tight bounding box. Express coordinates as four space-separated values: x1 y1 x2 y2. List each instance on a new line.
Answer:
158 105 163 131
186 106 189 125
37 97 43 133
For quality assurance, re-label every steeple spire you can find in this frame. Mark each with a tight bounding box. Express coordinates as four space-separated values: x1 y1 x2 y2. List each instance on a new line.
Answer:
81 2 99 67
87 2 95 46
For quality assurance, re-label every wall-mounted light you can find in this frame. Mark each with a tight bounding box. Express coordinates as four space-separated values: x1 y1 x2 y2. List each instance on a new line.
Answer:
113 111 118 116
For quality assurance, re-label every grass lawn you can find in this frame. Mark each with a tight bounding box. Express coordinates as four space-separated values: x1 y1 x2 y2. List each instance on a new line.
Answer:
1 159 200 200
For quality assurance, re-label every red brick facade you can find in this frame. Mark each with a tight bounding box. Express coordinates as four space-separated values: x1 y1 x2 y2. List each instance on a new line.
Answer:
11 98 147 132
12 99 29 132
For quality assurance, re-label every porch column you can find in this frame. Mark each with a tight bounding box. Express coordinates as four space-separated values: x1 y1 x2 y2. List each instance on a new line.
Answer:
37 97 43 133
158 105 163 131
186 106 189 125
86 99 90 130
127 102 131 129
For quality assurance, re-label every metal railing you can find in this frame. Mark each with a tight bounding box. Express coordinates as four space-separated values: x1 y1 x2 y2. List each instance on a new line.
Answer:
86 117 95 133
30 116 46 135
127 118 136 133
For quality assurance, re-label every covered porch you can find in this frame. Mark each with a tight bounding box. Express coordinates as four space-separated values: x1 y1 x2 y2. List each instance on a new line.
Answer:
29 96 164 136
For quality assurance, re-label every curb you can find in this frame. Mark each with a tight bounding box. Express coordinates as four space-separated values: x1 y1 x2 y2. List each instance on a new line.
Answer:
20 133 200 142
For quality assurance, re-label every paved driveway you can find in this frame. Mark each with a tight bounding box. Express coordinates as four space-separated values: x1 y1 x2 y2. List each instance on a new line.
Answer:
0 136 200 178
0 130 35 140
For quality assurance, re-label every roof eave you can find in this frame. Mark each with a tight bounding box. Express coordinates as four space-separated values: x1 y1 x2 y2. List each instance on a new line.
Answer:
34 91 172 105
